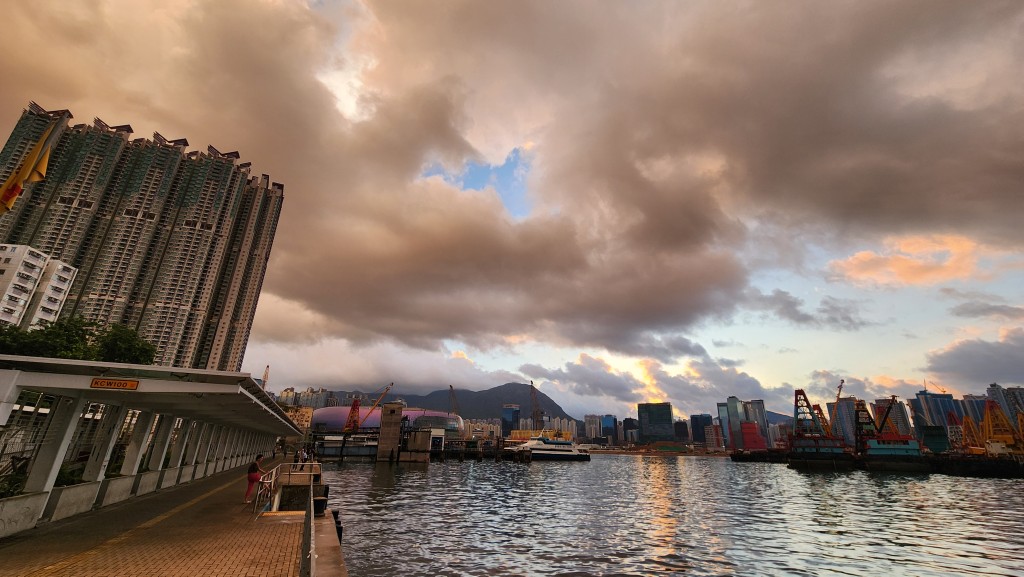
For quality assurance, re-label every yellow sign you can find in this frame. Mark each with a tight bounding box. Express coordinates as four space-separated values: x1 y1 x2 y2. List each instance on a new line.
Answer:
90 378 140 391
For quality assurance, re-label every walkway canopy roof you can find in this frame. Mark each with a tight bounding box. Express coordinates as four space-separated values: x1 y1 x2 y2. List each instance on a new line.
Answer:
0 354 298 437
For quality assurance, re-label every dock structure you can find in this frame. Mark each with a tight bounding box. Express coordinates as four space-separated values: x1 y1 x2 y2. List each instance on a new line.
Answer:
0 355 297 538
0 456 347 577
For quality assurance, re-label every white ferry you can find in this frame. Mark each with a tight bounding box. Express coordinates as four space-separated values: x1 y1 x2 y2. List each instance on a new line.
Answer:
513 436 591 461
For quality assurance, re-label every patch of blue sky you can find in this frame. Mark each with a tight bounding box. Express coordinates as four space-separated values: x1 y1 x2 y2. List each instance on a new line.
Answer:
421 147 532 218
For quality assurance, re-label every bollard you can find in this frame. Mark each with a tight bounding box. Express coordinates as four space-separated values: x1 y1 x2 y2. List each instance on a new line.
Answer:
331 509 343 542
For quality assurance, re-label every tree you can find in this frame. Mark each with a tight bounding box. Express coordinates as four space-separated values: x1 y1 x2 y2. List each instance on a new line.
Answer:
0 317 156 365
95 324 156 364
20 317 98 360
0 322 28 354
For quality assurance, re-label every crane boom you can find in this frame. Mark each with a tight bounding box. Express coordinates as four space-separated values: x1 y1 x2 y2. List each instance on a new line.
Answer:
359 383 395 426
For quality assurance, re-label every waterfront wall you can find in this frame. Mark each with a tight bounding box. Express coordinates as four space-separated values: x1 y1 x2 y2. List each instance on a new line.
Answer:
42 480 103 522
0 492 48 539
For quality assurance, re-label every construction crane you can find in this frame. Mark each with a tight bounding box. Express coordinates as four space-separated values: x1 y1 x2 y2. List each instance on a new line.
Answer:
961 415 986 455
342 397 362 434
812 404 832 436
827 380 844 439
343 382 395 434
360 382 395 427
261 365 270 390
981 400 1022 454
793 389 828 437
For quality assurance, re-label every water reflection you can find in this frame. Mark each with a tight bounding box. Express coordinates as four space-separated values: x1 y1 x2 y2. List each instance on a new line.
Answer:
325 455 1024 576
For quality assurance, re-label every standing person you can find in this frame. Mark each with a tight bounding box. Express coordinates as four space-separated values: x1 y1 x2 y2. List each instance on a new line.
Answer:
244 454 266 503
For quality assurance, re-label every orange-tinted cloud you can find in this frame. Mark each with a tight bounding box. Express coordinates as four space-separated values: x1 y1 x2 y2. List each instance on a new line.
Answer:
829 235 1007 286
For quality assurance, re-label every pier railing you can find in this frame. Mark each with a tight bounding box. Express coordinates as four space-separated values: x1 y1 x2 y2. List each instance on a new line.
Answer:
253 461 321 513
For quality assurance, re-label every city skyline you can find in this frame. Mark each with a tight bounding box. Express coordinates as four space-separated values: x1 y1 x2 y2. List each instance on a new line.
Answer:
1 2 1023 419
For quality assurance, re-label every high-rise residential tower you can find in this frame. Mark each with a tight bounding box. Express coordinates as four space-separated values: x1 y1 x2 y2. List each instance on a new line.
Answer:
0 102 283 371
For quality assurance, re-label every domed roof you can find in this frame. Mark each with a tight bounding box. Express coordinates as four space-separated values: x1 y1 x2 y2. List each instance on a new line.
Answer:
311 405 464 432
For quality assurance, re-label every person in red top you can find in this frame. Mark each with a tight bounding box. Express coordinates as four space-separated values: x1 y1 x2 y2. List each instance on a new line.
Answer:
244 454 266 503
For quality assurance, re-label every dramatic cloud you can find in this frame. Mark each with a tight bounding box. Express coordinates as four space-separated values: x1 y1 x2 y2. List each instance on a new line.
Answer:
925 328 1024 386
746 289 871 331
3 1 1023 413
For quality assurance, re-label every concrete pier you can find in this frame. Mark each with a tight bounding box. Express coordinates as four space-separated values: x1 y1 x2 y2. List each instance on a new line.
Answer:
0 459 346 577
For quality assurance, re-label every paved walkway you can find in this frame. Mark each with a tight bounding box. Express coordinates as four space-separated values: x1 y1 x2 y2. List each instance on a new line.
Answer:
0 459 302 577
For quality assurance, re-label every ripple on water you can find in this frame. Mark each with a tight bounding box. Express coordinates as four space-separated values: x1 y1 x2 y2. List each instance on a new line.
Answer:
325 456 1024 577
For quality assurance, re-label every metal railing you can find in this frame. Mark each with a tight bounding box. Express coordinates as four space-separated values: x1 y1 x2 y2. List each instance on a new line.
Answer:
252 461 321 513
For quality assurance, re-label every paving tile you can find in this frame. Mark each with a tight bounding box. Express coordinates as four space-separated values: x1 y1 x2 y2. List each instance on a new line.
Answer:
0 459 302 577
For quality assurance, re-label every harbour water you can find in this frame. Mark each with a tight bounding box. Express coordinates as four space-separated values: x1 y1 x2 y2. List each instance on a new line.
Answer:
324 454 1023 576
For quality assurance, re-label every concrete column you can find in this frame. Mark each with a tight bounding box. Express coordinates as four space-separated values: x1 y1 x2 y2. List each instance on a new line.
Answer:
119 411 156 476
0 369 22 427
24 394 88 494
167 419 194 469
147 415 176 471
184 422 208 466
81 404 131 482
199 424 220 464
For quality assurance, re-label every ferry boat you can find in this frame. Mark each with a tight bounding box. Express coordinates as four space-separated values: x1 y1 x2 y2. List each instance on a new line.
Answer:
513 436 591 461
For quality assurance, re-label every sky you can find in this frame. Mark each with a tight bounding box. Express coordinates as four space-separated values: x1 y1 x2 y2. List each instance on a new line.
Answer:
2 1 1023 421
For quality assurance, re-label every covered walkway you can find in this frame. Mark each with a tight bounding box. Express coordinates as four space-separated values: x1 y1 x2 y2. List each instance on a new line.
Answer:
0 354 298 538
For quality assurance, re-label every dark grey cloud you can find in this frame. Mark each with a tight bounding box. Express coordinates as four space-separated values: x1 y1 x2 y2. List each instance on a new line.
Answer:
925 328 1024 386
2 1 1022 390
746 289 872 331
950 302 1024 320
520 356 644 403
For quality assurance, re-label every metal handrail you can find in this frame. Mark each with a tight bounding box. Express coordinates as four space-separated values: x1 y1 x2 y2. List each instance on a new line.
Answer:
251 461 321 513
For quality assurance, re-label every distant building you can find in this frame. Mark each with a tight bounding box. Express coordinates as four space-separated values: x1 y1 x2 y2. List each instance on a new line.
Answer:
622 417 639 444
739 421 767 450
872 397 913 435
987 383 1024 423
638 402 674 443
962 395 987 425
705 424 726 452
0 244 76 328
768 422 791 449
283 406 314 435
501 404 520 437
716 397 769 450
826 397 859 446
716 402 731 447
601 414 618 444
689 414 713 444
465 420 501 439
674 419 690 442
908 390 960 438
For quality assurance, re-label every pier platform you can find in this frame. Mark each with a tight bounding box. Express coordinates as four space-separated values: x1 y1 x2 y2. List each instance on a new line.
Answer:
0 458 343 577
